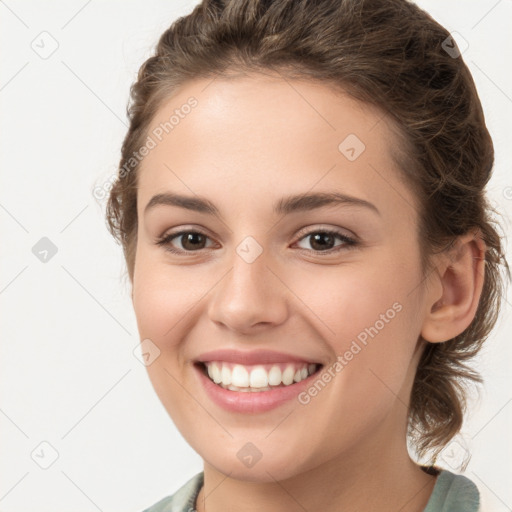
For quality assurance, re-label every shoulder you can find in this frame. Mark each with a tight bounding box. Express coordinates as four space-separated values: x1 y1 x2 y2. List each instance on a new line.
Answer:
424 469 481 512
139 468 481 511
141 472 204 512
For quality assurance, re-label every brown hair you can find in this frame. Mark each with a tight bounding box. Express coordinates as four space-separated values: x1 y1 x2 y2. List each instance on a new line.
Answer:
105 0 510 462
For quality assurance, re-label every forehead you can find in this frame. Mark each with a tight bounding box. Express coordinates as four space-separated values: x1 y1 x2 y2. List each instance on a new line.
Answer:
137 73 417 224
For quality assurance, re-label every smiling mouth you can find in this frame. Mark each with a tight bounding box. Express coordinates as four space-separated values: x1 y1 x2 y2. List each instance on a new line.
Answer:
195 361 323 392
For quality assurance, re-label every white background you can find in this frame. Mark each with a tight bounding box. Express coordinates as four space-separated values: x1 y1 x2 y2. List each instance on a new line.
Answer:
1 1 511 511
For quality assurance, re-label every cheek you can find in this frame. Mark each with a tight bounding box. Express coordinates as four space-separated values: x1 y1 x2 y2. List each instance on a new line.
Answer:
297 254 421 394
132 249 207 342
292 255 414 340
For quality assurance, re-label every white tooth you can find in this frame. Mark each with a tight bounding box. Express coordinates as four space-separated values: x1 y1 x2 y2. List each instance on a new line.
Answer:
211 362 222 384
268 365 282 386
231 364 249 387
282 365 295 385
221 364 232 386
249 366 268 388
215 362 312 390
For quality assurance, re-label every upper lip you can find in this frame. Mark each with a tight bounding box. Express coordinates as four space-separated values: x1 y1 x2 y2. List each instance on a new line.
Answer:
195 349 322 366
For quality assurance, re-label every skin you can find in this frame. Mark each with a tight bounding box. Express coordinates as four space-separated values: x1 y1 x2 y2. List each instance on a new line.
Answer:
131 71 486 512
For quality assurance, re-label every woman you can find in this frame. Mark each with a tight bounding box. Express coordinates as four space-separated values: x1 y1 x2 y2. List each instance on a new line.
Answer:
105 0 510 510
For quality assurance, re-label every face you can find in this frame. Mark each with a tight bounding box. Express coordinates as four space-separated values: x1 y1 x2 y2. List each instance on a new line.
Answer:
132 73 430 482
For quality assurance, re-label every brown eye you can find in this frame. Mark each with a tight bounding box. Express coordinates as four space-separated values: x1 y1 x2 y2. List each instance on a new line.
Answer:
156 230 214 254
295 229 357 253
305 232 336 251
156 228 357 256
179 232 208 251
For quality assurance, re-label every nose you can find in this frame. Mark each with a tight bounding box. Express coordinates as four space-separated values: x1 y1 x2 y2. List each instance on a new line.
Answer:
207 246 289 335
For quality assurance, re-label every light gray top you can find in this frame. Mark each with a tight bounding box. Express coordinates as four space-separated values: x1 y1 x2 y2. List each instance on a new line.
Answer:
142 468 480 512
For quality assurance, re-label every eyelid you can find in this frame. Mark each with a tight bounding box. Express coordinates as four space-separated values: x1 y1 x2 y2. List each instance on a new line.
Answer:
294 224 356 242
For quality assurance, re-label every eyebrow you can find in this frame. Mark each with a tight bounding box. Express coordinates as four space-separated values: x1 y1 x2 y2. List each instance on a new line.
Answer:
144 191 380 217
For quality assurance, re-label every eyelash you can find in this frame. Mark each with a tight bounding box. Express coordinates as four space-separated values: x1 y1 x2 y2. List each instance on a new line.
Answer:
155 228 358 256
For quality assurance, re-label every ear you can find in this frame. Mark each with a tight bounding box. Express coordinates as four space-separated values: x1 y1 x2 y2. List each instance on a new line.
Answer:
420 230 486 343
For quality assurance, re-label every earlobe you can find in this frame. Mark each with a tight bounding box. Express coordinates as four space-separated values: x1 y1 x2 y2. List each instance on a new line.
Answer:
420 231 486 344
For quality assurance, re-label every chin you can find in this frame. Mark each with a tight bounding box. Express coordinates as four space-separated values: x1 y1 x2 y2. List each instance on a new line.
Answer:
199 442 313 483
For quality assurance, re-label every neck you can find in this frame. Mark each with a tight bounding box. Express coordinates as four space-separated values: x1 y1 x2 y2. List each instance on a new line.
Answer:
195 420 437 512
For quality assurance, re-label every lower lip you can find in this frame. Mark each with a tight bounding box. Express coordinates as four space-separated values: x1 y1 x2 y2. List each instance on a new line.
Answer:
194 363 321 414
